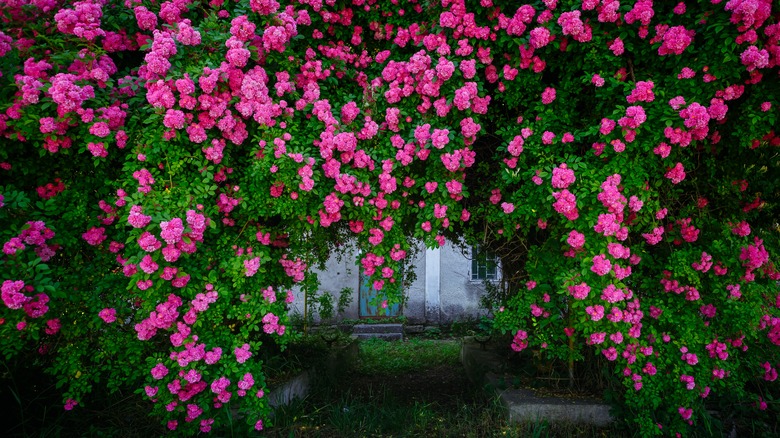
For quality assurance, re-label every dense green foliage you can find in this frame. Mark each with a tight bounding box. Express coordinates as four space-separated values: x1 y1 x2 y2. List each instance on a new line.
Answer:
1 0 779 434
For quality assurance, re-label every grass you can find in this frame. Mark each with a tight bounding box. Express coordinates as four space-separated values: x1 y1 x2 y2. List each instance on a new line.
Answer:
5 332 777 437
269 391 621 437
356 338 461 375
6 334 777 437
265 338 627 437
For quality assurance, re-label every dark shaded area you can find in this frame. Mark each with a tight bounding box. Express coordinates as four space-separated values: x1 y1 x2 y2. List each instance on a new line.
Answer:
340 363 478 408
266 339 628 438
0 356 162 438
110 50 145 76
266 360 504 437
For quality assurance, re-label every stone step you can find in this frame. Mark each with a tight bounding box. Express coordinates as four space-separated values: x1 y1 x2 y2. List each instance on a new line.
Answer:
500 387 612 427
353 332 403 341
352 323 404 334
460 340 612 427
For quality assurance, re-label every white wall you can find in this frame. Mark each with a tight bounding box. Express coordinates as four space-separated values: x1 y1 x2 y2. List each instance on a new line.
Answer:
438 242 492 322
293 240 490 324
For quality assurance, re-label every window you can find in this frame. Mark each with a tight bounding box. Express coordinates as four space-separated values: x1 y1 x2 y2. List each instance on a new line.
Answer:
471 245 499 281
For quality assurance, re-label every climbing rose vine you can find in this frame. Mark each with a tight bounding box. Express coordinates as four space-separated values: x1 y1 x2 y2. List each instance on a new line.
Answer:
1 0 779 435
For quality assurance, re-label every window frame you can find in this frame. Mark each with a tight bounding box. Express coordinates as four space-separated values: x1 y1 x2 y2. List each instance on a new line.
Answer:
470 245 500 282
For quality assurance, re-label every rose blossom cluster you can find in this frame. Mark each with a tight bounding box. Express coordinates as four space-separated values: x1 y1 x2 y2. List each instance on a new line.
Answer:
2 280 51 320
3 221 57 261
54 0 105 41
0 0 778 434
134 294 183 341
262 312 285 335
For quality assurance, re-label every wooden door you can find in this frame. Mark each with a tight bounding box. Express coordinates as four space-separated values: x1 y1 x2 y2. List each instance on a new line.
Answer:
358 271 400 318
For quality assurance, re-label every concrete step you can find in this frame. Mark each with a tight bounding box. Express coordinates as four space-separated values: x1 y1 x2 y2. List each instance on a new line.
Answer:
501 388 612 427
352 323 404 334
353 332 403 341
460 340 612 427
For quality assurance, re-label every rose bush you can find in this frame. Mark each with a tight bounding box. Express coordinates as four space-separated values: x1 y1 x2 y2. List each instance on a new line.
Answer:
1 0 779 435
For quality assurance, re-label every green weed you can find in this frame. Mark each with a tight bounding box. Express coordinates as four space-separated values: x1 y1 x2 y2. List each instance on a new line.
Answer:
265 339 629 437
357 338 460 375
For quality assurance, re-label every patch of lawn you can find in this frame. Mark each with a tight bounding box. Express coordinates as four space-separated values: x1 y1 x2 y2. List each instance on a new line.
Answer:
357 338 461 375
